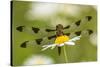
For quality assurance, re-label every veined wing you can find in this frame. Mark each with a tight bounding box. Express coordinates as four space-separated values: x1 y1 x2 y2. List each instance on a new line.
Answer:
63 16 93 37
16 26 57 48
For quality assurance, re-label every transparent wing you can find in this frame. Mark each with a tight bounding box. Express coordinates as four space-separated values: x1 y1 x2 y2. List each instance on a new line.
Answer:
63 16 93 37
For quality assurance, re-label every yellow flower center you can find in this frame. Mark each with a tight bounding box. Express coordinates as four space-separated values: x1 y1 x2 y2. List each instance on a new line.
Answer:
55 35 69 45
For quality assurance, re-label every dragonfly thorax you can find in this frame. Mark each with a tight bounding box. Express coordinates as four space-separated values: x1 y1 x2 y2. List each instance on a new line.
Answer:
56 24 64 36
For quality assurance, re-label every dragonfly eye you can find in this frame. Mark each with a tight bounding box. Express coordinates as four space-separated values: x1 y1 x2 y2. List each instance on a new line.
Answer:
56 24 64 30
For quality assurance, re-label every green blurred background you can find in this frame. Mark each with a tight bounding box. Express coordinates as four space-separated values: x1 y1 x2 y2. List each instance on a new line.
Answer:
12 1 97 66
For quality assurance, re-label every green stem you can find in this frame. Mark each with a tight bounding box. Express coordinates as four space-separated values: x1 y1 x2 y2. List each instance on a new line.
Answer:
63 45 68 63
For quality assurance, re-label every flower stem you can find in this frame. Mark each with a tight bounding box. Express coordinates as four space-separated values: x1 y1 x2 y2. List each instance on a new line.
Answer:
63 45 68 63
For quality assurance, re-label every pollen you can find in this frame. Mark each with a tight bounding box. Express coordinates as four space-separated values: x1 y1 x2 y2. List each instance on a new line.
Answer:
55 35 69 45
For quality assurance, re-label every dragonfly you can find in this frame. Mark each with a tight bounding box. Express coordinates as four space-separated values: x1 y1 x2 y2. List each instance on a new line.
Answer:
16 16 93 55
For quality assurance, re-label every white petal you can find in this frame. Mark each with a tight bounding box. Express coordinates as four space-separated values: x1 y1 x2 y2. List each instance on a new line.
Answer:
57 43 64 46
64 41 75 45
41 45 51 51
42 44 53 48
42 45 48 47
41 44 56 51
41 46 50 51
69 36 81 42
51 45 56 50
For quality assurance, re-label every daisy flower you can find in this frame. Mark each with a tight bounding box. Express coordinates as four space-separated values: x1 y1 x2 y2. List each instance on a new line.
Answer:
26 3 58 20
23 55 54 65
89 33 97 46
41 35 81 63
42 35 81 51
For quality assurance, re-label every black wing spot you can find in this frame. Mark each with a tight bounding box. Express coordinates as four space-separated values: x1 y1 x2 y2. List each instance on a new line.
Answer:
75 20 81 26
48 35 56 40
45 29 56 32
87 29 93 35
75 31 81 36
65 33 70 36
20 41 28 48
16 26 24 32
86 16 92 21
35 38 43 45
32 27 40 33
64 25 70 29
58 47 61 56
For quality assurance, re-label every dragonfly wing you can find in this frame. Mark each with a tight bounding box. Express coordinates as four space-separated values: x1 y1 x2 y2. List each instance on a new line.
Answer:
20 41 29 48
64 16 93 37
